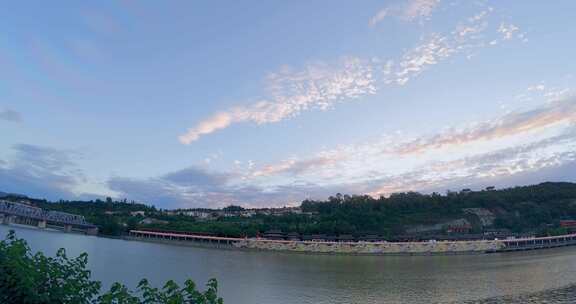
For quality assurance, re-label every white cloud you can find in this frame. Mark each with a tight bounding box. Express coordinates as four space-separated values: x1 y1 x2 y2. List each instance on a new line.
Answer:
179 6 524 144
528 84 546 92
179 57 377 144
387 33 457 85
116 93 576 208
252 152 343 177
179 112 233 144
392 96 576 155
498 23 520 40
403 0 441 21
384 7 493 85
117 124 576 208
245 95 576 197
369 0 441 26
369 136 576 196
369 8 391 27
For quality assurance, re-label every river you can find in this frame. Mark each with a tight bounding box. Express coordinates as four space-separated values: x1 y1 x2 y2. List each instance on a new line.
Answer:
3 225 576 304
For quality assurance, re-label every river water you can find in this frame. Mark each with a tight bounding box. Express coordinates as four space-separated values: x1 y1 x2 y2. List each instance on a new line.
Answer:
3 225 576 304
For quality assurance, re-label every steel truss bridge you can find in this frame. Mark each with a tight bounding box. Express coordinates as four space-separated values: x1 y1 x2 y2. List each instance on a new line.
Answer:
0 200 97 234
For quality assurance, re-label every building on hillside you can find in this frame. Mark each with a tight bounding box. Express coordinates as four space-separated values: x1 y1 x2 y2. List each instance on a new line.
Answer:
256 209 272 216
255 207 303 216
560 220 576 232
183 210 213 219
445 219 473 234
262 230 285 240
286 232 301 241
483 228 513 238
240 210 256 217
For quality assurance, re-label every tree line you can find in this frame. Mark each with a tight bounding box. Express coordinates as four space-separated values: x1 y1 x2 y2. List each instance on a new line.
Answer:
9 182 576 238
144 182 576 238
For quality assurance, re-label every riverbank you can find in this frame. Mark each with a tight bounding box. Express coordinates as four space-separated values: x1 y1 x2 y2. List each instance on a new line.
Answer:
6 224 575 256
8 224 576 304
127 229 576 255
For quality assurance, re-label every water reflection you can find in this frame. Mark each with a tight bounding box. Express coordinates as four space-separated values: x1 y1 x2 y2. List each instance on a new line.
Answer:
465 284 576 304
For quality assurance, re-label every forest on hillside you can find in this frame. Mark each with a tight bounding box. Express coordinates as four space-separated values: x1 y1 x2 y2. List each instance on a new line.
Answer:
4 182 576 238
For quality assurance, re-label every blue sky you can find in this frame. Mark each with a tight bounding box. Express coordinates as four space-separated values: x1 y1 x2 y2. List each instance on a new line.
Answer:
1 0 576 208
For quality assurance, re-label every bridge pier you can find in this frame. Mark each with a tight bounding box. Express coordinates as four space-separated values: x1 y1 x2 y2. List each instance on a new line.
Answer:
64 224 72 233
2 215 15 225
86 227 98 236
37 220 47 229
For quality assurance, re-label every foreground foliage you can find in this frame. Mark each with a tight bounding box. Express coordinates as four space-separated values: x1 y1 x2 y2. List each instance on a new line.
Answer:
0 231 223 304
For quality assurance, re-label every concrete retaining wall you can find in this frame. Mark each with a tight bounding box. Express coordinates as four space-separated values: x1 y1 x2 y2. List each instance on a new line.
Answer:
129 230 576 255
232 239 504 255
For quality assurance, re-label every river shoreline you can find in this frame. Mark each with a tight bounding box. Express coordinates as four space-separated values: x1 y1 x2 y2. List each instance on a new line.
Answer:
6 224 576 256
126 229 576 256
123 235 491 256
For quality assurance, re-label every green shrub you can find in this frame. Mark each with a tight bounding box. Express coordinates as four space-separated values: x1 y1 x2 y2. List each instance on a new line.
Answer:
0 231 223 304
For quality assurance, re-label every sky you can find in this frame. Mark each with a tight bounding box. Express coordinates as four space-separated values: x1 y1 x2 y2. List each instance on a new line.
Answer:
1 0 576 209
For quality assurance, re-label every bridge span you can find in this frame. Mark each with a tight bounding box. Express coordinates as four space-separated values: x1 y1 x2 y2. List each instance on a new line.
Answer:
0 200 98 235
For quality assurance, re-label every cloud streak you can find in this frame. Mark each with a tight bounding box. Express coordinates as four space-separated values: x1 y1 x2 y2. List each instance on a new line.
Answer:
369 0 441 26
180 6 518 144
114 94 576 208
383 7 497 85
179 58 377 144
393 97 576 155
108 168 343 208
245 95 576 197
0 144 87 200
114 124 576 208
369 134 576 196
252 152 343 177
498 23 520 40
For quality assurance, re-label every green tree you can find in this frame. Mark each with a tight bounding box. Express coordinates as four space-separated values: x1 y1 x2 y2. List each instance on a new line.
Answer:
0 231 223 304
0 230 100 304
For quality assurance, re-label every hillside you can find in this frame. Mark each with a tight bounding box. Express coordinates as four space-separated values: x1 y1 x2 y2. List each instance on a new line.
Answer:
298 182 576 238
3 182 576 239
